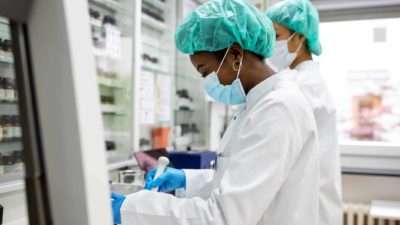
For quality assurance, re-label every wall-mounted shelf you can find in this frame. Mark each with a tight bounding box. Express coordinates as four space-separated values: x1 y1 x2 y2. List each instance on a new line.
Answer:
143 0 169 11
142 42 169 53
89 0 126 13
102 112 126 117
142 65 170 75
0 172 24 194
90 23 105 33
98 77 126 89
175 73 202 81
101 105 125 115
0 140 22 145
141 14 166 31
0 102 18 105
0 54 14 64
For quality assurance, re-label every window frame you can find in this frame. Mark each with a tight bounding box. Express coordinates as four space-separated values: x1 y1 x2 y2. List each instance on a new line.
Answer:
313 0 400 175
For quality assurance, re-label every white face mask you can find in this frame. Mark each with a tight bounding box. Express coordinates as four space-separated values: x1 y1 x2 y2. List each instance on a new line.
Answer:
269 32 303 70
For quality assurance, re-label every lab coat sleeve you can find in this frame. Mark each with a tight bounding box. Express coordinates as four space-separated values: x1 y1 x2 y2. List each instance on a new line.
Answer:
183 169 215 199
120 100 303 225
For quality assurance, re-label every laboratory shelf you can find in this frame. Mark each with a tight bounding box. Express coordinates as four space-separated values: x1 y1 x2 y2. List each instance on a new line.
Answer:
89 0 126 13
175 73 202 81
0 172 24 194
0 101 18 105
90 23 105 33
98 77 126 89
141 65 170 75
0 18 9 25
142 42 169 53
143 0 169 11
102 112 126 117
175 108 197 113
141 14 166 31
0 54 14 64
101 104 121 113
93 47 107 58
93 46 122 60
0 140 22 145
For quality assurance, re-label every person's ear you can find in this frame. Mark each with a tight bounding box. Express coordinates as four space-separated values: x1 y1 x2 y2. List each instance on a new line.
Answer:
299 35 306 44
229 43 244 61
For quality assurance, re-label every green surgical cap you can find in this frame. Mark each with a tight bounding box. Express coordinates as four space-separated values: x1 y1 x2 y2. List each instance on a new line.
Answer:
175 0 276 59
266 0 322 56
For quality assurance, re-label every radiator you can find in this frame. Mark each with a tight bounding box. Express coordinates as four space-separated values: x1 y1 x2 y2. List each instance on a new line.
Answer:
343 203 400 225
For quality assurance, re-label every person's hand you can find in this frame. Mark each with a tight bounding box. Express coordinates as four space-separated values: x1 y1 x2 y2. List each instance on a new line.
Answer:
111 192 126 224
144 167 186 192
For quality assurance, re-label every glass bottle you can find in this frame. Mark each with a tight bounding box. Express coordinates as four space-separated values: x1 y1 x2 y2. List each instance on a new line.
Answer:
13 115 22 140
0 116 3 143
0 155 4 175
4 78 14 103
3 155 15 174
0 77 5 102
13 150 23 172
2 115 13 142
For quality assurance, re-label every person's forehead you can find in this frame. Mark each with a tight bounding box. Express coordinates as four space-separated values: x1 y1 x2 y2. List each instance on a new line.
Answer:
273 22 290 33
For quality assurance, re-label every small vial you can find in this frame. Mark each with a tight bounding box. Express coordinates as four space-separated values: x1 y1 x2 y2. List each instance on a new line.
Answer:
13 151 24 172
13 116 22 140
0 78 5 102
4 78 16 103
0 155 4 175
3 155 15 173
2 116 13 142
0 116 3 142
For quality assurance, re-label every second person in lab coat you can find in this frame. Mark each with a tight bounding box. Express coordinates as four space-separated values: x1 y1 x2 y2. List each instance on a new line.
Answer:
266 0 343 225
112 0 320 224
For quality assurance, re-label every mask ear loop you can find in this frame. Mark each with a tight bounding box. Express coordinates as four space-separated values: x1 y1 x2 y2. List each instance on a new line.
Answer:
288 32 297 41
288 32 303 53
295 42 303 53
216 46 231 75
235 50 244 80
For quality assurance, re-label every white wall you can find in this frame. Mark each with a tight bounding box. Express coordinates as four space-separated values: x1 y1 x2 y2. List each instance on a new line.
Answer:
0 190 27 224
342 174 400 203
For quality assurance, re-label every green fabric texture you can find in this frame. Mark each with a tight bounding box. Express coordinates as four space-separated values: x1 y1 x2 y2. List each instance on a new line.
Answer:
175 0 276 58
266 0 322 55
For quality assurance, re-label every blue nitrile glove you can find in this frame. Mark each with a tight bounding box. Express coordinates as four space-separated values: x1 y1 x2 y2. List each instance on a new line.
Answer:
111 192 126 224
144 167 186 192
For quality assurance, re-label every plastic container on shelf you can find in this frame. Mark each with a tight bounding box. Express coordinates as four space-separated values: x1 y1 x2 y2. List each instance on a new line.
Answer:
0 155 4 174
0 77 5 102
13 115 22 140
152 127 170 149
2 154 15 173
2 115 13 142
4 78 16 103
12 150 23 172
0 116 3 142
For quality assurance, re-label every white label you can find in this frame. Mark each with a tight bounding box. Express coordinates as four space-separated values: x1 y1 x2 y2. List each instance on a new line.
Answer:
4 127 14 139
14 127 22 138
5 89 15 102
0 89 5 101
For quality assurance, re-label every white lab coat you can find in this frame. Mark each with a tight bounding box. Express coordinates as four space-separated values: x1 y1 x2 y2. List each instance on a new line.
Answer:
121 70 320 225
294 61 343 225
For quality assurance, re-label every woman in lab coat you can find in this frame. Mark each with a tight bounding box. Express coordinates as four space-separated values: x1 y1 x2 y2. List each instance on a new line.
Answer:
111 0 320 224
266 0 343 225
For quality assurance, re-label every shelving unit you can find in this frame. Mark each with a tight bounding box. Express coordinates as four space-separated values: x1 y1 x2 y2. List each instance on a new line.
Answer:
136 0 176 151
87 0 134 157
171 0 210 151
0 18 24 186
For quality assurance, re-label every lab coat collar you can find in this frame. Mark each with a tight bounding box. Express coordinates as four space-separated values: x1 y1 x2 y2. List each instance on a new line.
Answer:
294 60 319 71
245 70 297 110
